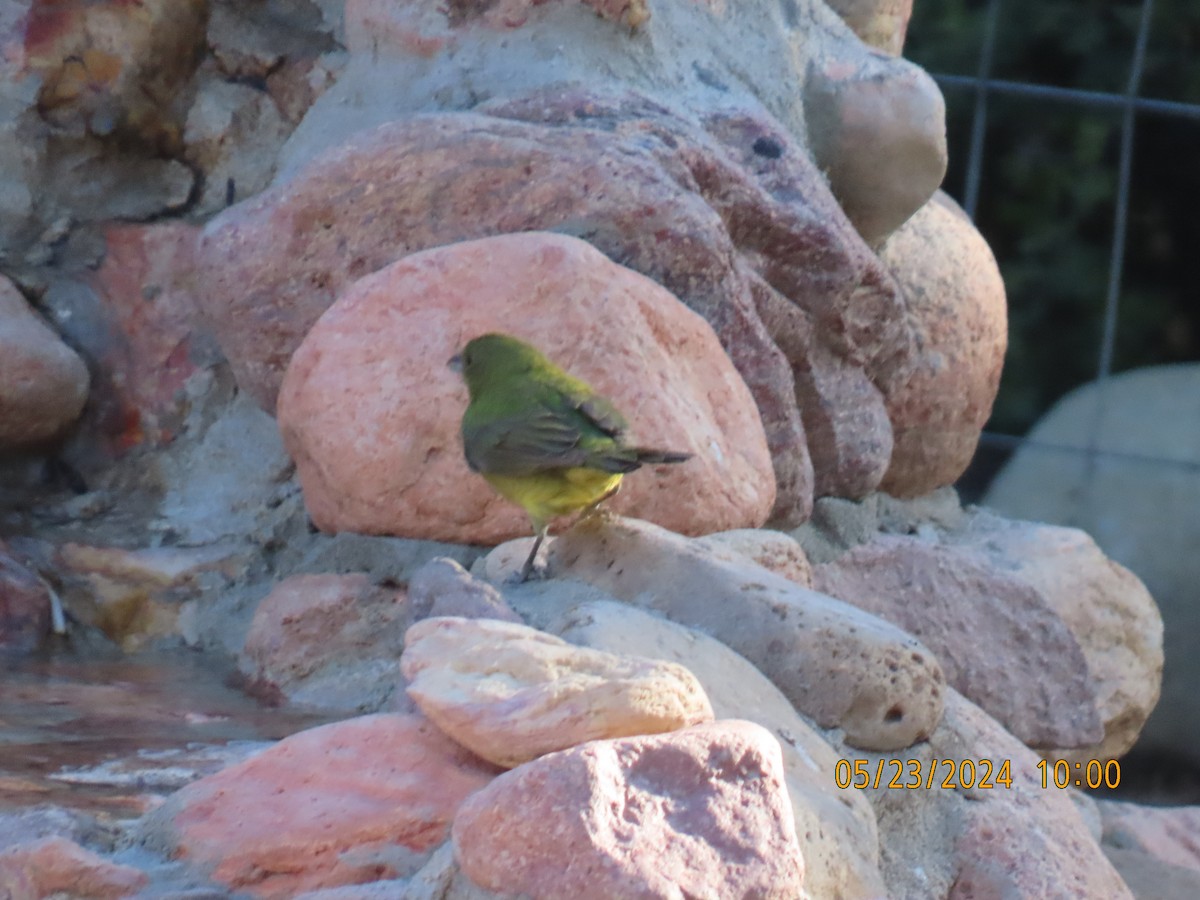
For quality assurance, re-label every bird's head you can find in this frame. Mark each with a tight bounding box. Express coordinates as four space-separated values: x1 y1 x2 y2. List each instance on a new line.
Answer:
450 333 547 397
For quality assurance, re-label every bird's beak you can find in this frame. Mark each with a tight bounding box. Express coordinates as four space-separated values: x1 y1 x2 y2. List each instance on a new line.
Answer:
447 353 463 374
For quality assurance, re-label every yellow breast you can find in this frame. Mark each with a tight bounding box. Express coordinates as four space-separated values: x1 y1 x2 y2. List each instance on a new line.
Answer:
484 468 623 527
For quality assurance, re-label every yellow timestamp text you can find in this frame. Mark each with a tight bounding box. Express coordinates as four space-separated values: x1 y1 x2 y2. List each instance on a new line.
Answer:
835 758 1014 790
1037 758 1121 789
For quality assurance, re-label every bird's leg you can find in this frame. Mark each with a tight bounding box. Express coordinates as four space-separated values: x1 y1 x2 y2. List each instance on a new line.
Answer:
518 521 550 583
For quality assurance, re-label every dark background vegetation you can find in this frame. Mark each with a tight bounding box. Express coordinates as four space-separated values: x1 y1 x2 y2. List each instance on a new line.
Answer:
905 0 1200 437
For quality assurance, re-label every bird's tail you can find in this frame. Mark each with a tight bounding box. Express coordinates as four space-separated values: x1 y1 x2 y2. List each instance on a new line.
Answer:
632 448 693 465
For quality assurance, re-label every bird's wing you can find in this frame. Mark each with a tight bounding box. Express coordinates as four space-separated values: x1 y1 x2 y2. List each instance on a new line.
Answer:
463 392 637 476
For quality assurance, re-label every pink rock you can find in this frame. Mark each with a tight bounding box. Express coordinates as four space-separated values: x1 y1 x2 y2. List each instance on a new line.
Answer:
85 222 209 452
0 274 89 449
878 192 1007 496
239 574 410 711
138 714 498 898
1100 801 1200 874
198 90 913 523
0 836 147 900
277 231 775 542
695 528 814 588
452 720 804 899
0 545 51 652
407 558 521 623
812 533 1104 749
401 616 714 767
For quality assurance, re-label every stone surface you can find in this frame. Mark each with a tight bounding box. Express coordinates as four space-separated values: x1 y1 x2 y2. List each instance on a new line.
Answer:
985 363 1196 765
0 836 147 900
510 593 887 899
138 714 499 899
542 515 946 750
452 720 804 899
407 558 521 624
401 616 714 768
239 573 410 712
825 0 913 54
804 46 947 246
1104 846 1200 900
0 544 51 653
199 85 928 523
863 690 1132 899
694 528 814 587
812 533 1105 750
878 192 1007 496
0 274 89 448
948 510 1163 762
277 231 776 542
1099 801 1200 874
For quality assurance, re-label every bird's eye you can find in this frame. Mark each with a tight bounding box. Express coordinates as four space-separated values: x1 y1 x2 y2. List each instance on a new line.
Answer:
463 351 473 367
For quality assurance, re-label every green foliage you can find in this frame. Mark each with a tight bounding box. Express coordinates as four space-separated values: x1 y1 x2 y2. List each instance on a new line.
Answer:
906 0 1200 434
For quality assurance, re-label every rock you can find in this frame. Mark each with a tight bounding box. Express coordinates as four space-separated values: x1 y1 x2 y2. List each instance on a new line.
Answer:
184 76 293 214
985 363 1197 765
694 528 813 587
0 546 51 653
0 836 147 900
452 721 804 899
22 0 207 147
510 594 887 899
1103 847 1200 900
401 616 713 768
406 558 521 623
0 275 89 449
862 690 1132 899
138 714 499 899
78 221 212 454
239 574 410 712
804 48 947 246
199 88 921 523
824 0 913 54
54 541 235 651
877 192 1007 496
947 510 1162 762
543 515 946 750
277 231 775 542
1099 800 1200 874
812 533 1105 750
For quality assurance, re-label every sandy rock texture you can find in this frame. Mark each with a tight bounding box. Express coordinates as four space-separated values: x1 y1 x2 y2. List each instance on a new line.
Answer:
277 232 775 542
401 615 714 767
452 721 805 900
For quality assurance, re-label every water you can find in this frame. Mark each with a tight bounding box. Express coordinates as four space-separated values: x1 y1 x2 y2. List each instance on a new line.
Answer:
0 649 326 818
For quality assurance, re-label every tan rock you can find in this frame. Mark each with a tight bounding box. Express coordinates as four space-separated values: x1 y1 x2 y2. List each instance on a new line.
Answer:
804 49 947 246
512 595 886 899
452 721 804 899
137 714 498 898
878 192 1007 496
0 836 147 900
695 528 813 587
862 690 1131 899
812 533 1104 749
278 231 775 543
544 515 946 750
825 0 913 54
0 275 89 449
401 616 713 768
239 574 410 712
950 510 1163 761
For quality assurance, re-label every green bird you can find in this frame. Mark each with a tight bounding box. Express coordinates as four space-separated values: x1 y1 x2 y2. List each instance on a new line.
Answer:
450 333 692 581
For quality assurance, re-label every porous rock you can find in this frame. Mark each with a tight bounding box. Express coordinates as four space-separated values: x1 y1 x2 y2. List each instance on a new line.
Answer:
452 720 804 900
401 615 714 768
543 515 946 750
277 231 775 543
0 836 147 900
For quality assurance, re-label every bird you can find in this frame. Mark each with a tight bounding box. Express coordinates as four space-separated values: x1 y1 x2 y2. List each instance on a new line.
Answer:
450 332 692 582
